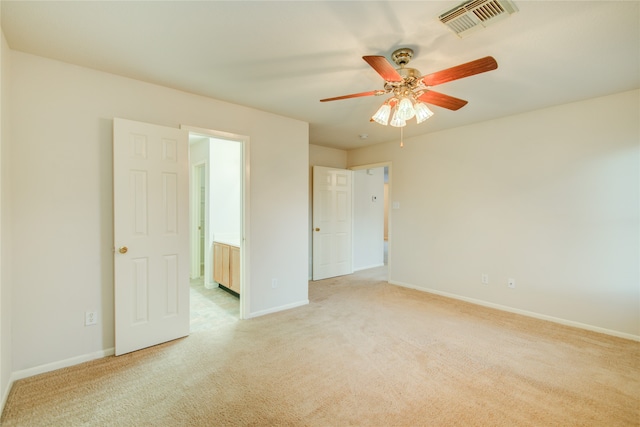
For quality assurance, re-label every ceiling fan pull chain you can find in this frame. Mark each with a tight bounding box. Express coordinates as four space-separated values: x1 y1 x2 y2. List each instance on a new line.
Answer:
400 127 404 148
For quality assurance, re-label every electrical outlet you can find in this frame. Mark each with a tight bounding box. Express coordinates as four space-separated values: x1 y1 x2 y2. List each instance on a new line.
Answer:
85 311 98 326
481 274 489 285
508 278 516 289
271 278 278 289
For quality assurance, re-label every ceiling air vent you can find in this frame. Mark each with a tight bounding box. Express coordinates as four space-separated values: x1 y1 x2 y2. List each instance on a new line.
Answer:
439 0 518 38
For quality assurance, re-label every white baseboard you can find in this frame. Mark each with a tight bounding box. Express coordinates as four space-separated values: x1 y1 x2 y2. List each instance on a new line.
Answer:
247 299 309 318
10 348 115 384
353 263 385 272
389 280 640 342
1 347 114 416
1 376 11 416
204 281 218 290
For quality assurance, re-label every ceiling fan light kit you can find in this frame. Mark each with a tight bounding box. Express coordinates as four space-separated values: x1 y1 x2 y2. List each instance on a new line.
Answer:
414 102 434 124
390 112 406 128
371 103 392 125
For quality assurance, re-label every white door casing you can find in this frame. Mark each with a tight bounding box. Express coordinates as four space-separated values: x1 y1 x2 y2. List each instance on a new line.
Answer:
312 166 353 280
113 118 190 356
190 163 206 279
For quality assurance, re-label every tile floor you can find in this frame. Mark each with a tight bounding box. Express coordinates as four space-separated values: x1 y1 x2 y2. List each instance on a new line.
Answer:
190 278 239 332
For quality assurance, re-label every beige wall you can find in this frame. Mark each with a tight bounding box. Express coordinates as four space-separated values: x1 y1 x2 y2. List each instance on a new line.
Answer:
7 51 309 375
348 90 639 338
353 168 385 271
0 24 11 409
309 144 347 169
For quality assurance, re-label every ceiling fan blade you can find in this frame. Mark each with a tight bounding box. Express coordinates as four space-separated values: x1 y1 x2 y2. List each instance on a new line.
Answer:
417 90 468 111
320 90 382 102
422 56 498 87
362 56 404 82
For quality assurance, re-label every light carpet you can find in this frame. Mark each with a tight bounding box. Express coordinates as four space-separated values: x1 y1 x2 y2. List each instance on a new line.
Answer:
2 269 638 426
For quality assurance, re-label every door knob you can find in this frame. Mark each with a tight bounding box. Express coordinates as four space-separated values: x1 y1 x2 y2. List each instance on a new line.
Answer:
315 228 320 232
118 246 128 254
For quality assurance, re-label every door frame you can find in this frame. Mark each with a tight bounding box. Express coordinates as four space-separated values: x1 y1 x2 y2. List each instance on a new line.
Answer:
349 161 392 278
190 161 206 279
182 125 250 320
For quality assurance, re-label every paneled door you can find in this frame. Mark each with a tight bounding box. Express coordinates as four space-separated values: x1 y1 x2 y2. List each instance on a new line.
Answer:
113 118 190 356
312 166 353 280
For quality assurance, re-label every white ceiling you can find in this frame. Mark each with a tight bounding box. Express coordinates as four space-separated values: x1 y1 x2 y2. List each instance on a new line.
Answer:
2 1 638 150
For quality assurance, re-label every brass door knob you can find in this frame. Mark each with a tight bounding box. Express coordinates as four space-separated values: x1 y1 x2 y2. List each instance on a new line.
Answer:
314 228 320 232
118 246 128 254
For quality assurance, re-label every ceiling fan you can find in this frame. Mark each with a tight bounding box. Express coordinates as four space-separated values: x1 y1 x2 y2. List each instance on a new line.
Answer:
320 48 498 127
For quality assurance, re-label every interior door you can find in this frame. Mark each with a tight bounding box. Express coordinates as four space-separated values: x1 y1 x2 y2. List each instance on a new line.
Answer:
312 166 353 280
113 118 190 356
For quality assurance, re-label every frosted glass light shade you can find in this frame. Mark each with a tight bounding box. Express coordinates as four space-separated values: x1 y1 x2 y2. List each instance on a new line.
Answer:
371 103 391 125
396 97 415 120
390 109 406 127
414 102 434 124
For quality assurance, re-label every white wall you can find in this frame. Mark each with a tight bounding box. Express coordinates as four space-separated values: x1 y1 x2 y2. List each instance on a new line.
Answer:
353 168 385 271
0 24 12 410
210 137 241 244
348 90 640 339
8 51 309 374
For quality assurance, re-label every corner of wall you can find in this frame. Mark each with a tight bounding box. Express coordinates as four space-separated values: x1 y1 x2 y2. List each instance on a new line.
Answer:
309 144 348 169
0 22 13 415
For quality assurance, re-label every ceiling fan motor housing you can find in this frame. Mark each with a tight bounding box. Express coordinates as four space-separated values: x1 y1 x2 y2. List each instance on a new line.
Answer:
391 48 414 66
397 67 422 85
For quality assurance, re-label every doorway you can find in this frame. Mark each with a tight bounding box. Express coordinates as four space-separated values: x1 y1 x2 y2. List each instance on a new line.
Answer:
186 126 249 330
351 163 390 281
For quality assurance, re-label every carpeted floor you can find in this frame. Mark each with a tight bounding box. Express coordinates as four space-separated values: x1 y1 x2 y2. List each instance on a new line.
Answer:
1 268 638 426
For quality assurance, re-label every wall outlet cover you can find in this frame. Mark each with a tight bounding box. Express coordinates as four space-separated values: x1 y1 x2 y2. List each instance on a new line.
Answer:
85 311 98 326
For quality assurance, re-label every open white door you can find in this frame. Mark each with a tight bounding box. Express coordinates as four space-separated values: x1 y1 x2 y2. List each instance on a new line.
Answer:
312 166 353 280
113 118 190 356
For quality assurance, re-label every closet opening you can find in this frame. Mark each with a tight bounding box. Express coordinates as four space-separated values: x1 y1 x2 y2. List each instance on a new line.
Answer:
351 163 390 282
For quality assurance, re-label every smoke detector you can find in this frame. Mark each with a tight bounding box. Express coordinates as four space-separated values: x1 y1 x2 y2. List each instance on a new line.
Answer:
439 0 518 38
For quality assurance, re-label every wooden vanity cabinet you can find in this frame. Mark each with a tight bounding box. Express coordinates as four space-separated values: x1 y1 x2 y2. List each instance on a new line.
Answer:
213 242 240 294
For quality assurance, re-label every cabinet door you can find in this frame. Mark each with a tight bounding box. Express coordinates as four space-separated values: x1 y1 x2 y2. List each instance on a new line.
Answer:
221 245 230 286
229 246 241 293
213 243 224 285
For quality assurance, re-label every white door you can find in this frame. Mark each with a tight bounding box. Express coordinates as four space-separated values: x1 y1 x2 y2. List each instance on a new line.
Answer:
113 118 190 356
312 166 353 280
